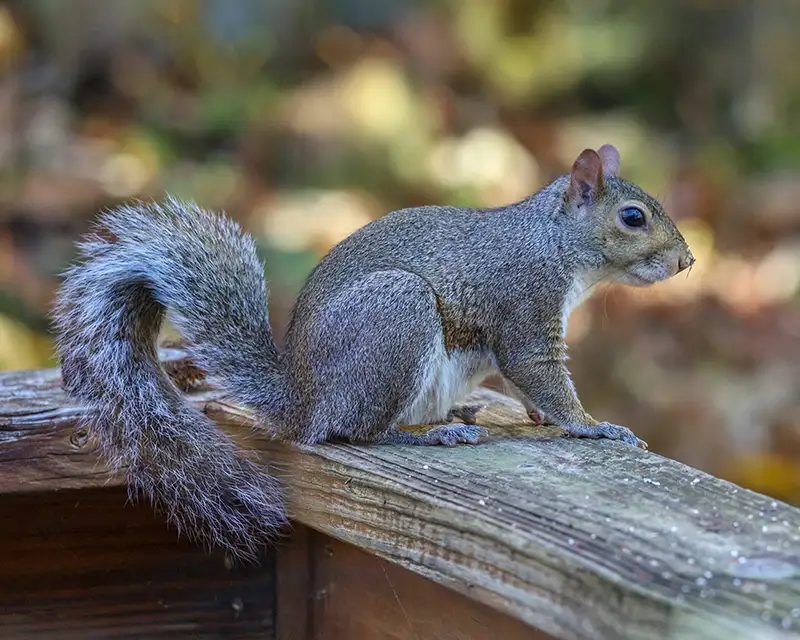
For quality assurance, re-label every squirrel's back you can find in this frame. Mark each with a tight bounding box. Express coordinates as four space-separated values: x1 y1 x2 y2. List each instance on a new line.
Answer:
288 182 568 343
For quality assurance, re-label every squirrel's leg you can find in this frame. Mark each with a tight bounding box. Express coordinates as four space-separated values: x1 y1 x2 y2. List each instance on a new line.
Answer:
500 348 647 449
288 269 487 447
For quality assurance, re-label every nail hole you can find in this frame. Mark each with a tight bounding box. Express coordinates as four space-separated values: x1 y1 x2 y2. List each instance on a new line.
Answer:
69 428 89 448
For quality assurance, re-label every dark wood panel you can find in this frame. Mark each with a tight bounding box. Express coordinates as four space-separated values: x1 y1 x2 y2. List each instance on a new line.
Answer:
275 525 314 640
0 488 276 639
276 524 553 640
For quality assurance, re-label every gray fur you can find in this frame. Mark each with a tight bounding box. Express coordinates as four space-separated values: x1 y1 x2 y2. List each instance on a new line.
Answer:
53 146 693 558
53 197 288 561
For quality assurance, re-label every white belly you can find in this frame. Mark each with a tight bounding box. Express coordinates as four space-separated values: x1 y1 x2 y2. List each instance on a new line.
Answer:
399 336 496 425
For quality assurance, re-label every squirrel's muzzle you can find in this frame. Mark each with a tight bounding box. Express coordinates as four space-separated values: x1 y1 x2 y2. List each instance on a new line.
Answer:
677 251 695 273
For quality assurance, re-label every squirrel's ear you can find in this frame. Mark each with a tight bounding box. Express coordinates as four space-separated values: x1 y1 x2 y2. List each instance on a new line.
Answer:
598 143 620 177
567 148 604 205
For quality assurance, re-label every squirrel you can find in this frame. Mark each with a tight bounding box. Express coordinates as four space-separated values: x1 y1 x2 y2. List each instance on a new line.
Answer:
53 144 694 560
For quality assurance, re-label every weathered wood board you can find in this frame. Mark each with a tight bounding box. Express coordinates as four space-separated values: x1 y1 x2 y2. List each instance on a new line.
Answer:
1 355 799 640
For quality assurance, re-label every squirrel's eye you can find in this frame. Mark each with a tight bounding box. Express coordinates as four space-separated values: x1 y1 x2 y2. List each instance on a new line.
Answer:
619 207 646 228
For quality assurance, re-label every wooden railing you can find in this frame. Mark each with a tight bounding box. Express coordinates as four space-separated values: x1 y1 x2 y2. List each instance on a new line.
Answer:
1 349 798 640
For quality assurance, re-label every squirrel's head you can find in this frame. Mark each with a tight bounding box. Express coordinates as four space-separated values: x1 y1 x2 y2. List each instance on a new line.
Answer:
563 144 694 286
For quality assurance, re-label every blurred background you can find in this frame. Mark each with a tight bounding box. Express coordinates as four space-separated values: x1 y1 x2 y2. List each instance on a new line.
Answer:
0 0 798 503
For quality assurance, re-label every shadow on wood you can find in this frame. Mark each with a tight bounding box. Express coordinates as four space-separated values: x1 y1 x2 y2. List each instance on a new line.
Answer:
0 488 275 639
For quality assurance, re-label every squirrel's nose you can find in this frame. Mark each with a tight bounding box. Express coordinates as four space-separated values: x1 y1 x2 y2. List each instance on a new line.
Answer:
677 252 695 273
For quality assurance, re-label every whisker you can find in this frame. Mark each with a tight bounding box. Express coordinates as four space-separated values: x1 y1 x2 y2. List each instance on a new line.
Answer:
602 283 614 328
580 275 613 330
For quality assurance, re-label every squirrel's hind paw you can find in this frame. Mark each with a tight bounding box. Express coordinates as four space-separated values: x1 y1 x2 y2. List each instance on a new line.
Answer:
423 423 488 447
371 423 488 446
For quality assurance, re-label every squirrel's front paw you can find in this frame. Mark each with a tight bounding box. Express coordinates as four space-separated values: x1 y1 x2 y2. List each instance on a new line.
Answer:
423 424 488 447
563 422 647 449
527 407 545 425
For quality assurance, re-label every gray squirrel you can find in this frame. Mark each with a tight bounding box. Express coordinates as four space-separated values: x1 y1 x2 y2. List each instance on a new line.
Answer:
53 144 694 560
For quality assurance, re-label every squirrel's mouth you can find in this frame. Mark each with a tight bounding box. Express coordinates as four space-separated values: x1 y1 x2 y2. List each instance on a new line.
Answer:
617 252 688 286
621 272 657 287
620 264 671 286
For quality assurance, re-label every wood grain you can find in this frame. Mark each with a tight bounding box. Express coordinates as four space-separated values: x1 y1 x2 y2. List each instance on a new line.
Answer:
0 487 276 639
1 356 799 640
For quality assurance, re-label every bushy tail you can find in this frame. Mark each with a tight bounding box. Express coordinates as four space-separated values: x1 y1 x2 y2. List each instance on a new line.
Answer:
53 197 289 560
